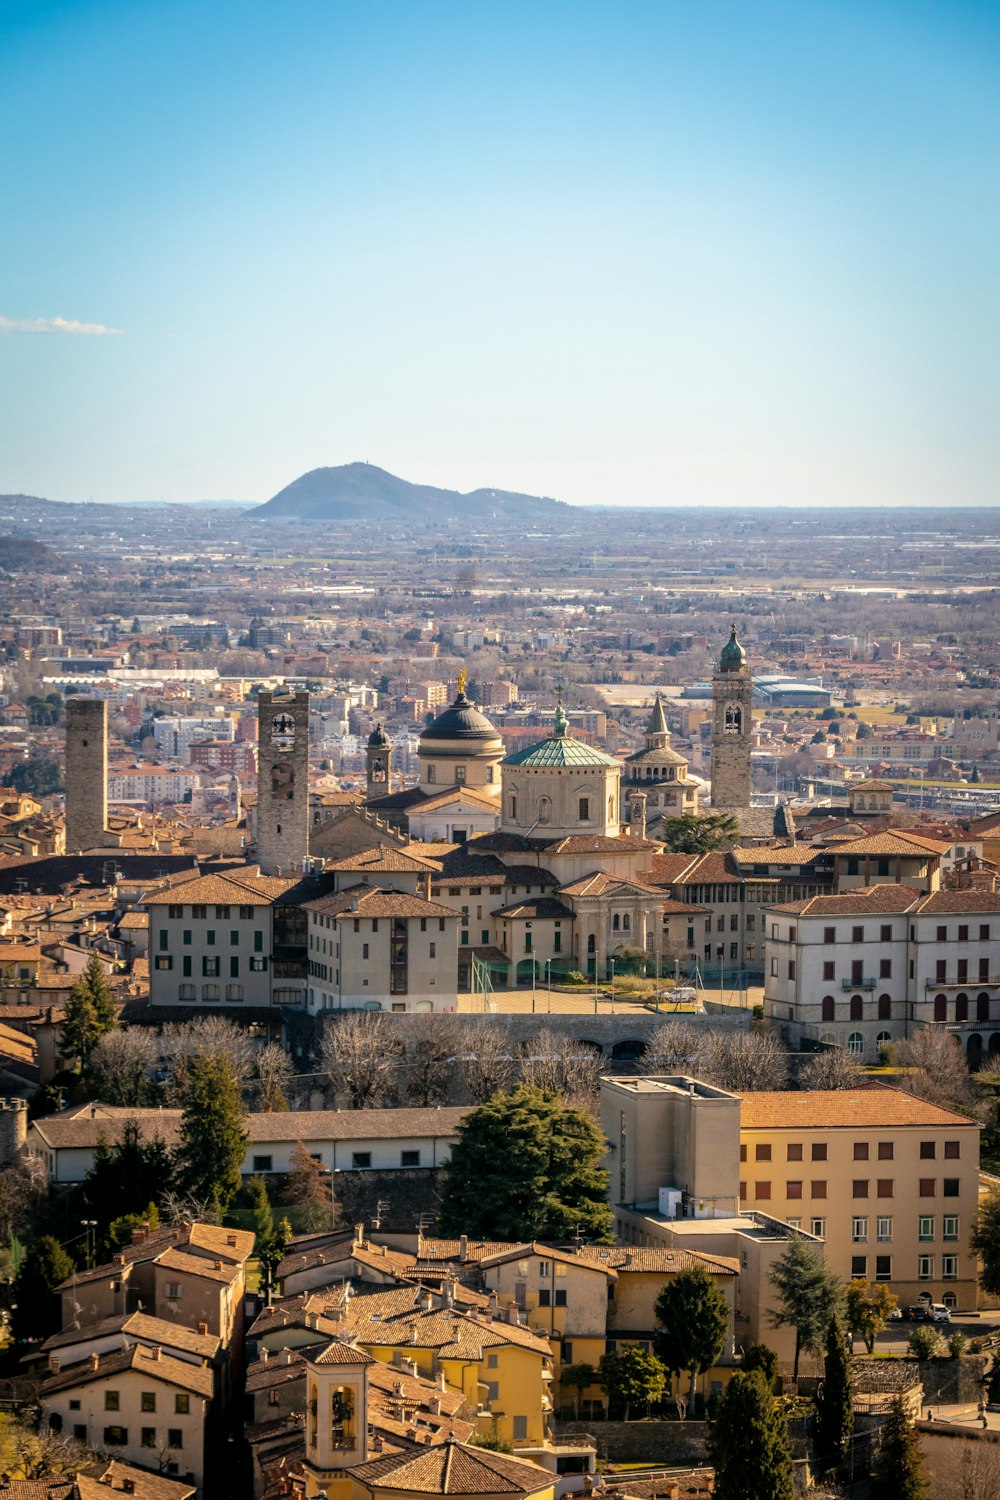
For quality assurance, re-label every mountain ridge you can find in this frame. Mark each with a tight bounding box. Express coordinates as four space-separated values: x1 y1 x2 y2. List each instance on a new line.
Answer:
248 462 571 523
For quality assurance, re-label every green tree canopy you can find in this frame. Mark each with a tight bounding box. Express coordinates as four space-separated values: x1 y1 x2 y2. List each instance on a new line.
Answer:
971 1184 1000 1297
83 1122 175 1237
13 1234 74 1342
439 1086 611 1242
708 1371 795 1500
845 1280 898 1354
657 812 739 854
59 955 119 1073
3 757 64 796
597 1346 667 1420
869 1397 929 1500
654 1266 729 1414
768 1239 844 1380
561 1362 597 1420
174 1052 247 1211
742 1344 778 1388
814 1317 853 1471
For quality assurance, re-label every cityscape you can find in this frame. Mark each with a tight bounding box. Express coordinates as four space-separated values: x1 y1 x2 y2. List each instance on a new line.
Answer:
2 3 999 1499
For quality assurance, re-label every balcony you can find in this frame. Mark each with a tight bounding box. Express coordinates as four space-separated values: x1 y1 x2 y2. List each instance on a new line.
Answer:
926 976 999 989
841 978 875 991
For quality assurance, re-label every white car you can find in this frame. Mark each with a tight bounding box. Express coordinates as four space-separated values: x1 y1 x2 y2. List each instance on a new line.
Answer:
928 1304 952 1323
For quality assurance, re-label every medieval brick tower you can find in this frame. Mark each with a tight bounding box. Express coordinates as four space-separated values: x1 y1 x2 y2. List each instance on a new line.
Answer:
711 624 752 810
65 698 109 852
256 688 309 875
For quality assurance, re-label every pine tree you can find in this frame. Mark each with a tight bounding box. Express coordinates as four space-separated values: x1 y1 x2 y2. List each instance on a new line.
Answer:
12 1235 75 1342
709 1371 795 1500
173 1053 247 1211
654 1266 730 1415
815 1316 853 1471
439 1085 611 1242
768 1238 844 1380
83 1122 174 1234
59 954 119 1073
869 1397 929 1500
246 1175 274 1247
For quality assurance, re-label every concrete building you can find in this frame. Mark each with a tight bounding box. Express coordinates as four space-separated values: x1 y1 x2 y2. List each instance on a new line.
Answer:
65 698 110 852
710 625 753 811
256 687 310 876
304 885 460 1012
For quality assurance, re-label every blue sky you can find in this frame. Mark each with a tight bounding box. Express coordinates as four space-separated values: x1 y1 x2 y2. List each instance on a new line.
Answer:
1 0 998 506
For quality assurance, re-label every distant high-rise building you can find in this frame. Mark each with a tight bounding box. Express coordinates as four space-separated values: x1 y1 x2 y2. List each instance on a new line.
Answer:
256 688 309 875
711 625 752 810
64 698 109 852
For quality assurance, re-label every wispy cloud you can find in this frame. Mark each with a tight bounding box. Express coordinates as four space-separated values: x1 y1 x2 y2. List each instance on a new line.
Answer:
0 314 123 336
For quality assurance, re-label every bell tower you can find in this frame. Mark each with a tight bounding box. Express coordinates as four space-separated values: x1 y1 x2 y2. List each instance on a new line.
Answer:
366 723 392 802
303 1339 374 1482
256 688 310 875
711 624 752 810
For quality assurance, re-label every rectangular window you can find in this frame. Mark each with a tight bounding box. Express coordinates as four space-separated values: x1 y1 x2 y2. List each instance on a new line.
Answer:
851 1256 867 1278
853 1180 869 1198
786 1143 803 1161
578 798 590 821
168 1429 183 1449
205 929 215 946
104 1427 128 1446
811 1143 827 1161
918 1255 933 1280
944 1141 960 1159
811 1180 827 1199
401 1150 420 1167
165 1282 182 1299
155 955 173 970
943 1215 959 1241
754 1181 771 1200
740 1144 747 1162
875 1256 892 1282
852 926 864 943
202 957 219 977
787 1181 802 1199
942 1255 958 1280
168 904 183 919
352 1152 371 1169
539 1288 551 1307
554 1289 567 1307
920 1141 936 1160
878 1142 894 1160
142 1428 156 1448
824 926 836 943
852 1217 868 1242
823 961 835 981
943 1178 960 1197
253 1155 273 1173
880 924 892 941
876 1217 893 1242
175 1395 190 1415
512 1417 528 1441
755 1144 771 1162
810 1217 826 1238
919 1179 935 1197
877 1180 894 1198
158 929 168 951
141 1392 156 1412
230 956 239 978
919 1215 934 1241
854 1142 870 1161
105 1392 120 1411
879 959 892 978
230 930 239 945
362 943 369 960
182 956 192 977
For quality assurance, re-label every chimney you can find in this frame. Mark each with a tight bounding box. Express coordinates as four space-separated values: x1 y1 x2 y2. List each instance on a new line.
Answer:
49 1354 61 1373
260 1347 270 1363
122 1482 136 1496
150 1345 161 1361
89 1351 99 1371
459 1234 468 1263
354 1222 366 1246
422 1290 434 1312
227 1233 237 1247
198 1322 208 1336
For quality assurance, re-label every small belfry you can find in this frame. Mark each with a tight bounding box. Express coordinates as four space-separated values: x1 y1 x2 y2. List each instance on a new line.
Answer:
711 623 753 811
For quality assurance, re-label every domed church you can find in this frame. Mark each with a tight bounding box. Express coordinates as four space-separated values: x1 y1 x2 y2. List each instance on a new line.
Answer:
622 692 702 830
416 684 505 798
500 703 621 839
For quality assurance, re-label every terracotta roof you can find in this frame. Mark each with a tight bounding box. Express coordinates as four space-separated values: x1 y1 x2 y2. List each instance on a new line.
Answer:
645 853 699 885
492 898 573 920
143 872 285 907
411 787 502 813
577 1245 739 1276
916 889 1000 914
349 1440 554 1495
543 835 661 854
303 886 458 920
830 831 949 857
78 1464 196 1500
769 885 924 916
155 1246 241 1284
731 844 822 865
558 871 661 898
325 846 442 874
41 1310 221 1360
310 1337 377 1365
477 1242 616 1277
739 1084 981 1131
40 1341 214 1398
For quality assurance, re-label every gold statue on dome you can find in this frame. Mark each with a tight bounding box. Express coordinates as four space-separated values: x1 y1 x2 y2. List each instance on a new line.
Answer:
457 666 468 696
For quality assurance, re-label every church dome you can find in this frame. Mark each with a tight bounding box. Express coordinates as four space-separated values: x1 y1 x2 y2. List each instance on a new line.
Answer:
719 624 746 673
367 722 391 748
420 691 499 742
503 704 619 768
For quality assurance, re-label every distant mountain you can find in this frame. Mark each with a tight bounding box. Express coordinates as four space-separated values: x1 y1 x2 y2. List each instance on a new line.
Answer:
0 534 66 572
248 463 571 524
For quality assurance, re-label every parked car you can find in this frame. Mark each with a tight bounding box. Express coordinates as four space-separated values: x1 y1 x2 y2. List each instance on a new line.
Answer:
929 1304 952 1323
888 1306 904 1321
907 1305 930 1322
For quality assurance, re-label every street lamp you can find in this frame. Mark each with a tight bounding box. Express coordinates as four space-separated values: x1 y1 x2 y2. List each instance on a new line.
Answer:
545 960 552 1014
609 958 616 1015
81 1220 98 1269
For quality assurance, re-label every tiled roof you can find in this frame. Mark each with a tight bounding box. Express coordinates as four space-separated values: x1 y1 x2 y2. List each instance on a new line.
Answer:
504 734 619 769
144 872 284 907
412 787 502 813
477 1242 616 1277
492 898 574 920
558 872 660 898
303 886 458 920
155 1247 241 1284
310 1337 377 1365
768 885 924 916
325 846 442 873
731 844 822 865
77 1464 197 1500
830 831 949 857
577 1245 739 1276
644 853 698 885
739 1084 980 1130
41 1310 221 1360
499 864 559 887
40 1341 214 1398
916 889 1000 914
544 835 660 854
349 1440 554 1495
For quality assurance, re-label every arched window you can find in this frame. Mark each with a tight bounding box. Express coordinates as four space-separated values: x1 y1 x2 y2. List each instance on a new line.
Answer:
587 934 596 954
821 995 835 1022
609 794 615 821
724 703 742 734
847 1032 864 1056
226 984 243 1001
622 913 630 931
955 993 969 1022
537 795 551 824
509 794 517 821
934 993 947 1022
978 993 991 1021
612 914 620 931
967 1034 983 1070
878 994 892 1020
850 994 863 1021
876 1030 892 1048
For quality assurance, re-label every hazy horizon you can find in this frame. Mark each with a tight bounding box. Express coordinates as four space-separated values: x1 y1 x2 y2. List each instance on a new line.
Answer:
2 2 998 509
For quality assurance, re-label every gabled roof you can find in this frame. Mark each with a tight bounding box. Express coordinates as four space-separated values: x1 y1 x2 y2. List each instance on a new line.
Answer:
739 1083 980 1130
830 830 949 857
325 845 441 874
559 871 661 899
40 1341 214 1398
543 835 660 855
303 886 458 920
491 898 573 920
349 1439 554 1496
768 885 924 916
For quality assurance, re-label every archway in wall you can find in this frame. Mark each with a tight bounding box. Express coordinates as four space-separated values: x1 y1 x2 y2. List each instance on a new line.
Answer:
516 959 539 986
967 1033 983 1070
610 1038 648 1062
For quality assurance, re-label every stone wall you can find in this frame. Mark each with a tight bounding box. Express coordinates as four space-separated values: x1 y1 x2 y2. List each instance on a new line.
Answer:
554 1420 709 1466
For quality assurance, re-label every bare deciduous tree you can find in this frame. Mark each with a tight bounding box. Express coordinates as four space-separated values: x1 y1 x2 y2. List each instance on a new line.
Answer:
456 1017 517 1103
799 1048 867 1091
90 1026 158 1106
404 1014 461 1106
285 1140 336 1231
517 1028 602 1107
158 1016 255 1098
895 1028 975 1114
639 1022 709 1076
320 1011 402 1108
255 1041 294 1111
0 1155 46 1243
699 1029 788 1092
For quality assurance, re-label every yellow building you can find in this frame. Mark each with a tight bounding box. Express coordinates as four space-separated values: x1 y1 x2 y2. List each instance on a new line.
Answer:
739 1085 981 1307
476 1244 614 1383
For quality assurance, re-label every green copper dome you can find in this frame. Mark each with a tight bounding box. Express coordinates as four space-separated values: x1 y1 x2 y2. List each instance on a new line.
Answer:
720 624 746 673
503 704 619 768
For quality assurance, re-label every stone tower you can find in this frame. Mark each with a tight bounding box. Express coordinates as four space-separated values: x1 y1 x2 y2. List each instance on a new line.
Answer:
366 722 392 801
256 688 310 875
65 698 109 852
0 1098 27 1167
711 624 752 810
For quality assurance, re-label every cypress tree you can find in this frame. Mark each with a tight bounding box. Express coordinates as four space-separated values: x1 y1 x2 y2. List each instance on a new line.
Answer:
709 1371 795 1500
654 1266 730 1414
869 1397 929 1500
174 1052 248 1210
13 1235 75 1342
815 1316 853 1471
59 954 119 1072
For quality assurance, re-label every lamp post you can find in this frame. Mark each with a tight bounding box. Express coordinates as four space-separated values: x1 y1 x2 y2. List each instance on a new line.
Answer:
545 960 552 1014
610 958 616 1016
81 1219 98 1270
